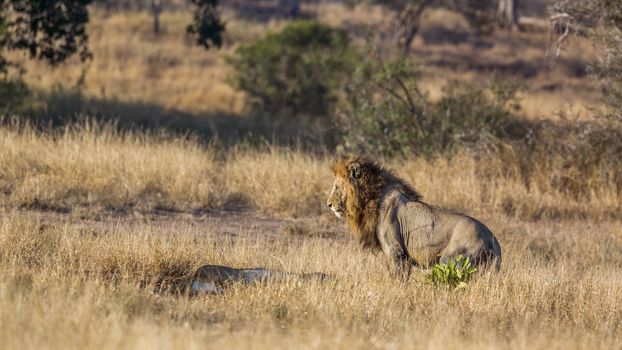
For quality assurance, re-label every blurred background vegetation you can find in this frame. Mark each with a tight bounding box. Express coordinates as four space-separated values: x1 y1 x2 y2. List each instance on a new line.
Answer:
0 0 621 207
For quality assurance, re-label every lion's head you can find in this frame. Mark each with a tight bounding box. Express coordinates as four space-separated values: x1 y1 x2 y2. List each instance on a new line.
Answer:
327 156 421 249
326 161 358 218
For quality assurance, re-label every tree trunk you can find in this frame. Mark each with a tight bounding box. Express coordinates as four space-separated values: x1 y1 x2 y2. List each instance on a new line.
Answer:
395 0 431 56
279 0 300 18
497 0 520 31
151 0 162 35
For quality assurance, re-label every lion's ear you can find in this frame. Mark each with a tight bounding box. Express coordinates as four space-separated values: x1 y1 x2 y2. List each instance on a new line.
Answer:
348 162 362 179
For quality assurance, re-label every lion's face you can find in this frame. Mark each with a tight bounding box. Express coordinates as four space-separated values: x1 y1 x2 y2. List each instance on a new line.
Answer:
327 177 348 218
328 160 363 219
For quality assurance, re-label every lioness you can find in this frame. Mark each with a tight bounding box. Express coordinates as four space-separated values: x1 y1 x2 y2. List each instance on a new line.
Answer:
327 156 501 280
188 264 330 294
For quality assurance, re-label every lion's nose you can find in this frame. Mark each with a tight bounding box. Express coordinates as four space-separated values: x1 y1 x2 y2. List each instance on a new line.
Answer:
327 201 333 208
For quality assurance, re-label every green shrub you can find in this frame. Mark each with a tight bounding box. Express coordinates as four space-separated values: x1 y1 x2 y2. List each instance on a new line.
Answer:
429 77 519 153
226 21 358 121
425 255 477 289
0 12 8 75
0 77 29 115
338 56 427 156
338 54 519 156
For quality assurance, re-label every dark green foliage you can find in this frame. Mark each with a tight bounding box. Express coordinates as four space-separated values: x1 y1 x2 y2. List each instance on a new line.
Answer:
6 0 93 65
431 78 519 152
0 8 8 73
0 76 28 112
425 255 477 289
186 0 225 49
339 55 427 155
0 0 93 113
227 21 357 120
338 54 518 156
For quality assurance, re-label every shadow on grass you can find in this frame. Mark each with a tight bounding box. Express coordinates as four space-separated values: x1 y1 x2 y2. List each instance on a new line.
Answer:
225 0 318 22
16 88 336 150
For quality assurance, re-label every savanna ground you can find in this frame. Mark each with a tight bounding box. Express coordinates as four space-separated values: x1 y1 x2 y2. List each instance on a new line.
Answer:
1 1 621 349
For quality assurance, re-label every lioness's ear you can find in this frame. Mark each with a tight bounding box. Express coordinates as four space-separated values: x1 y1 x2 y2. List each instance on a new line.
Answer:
348 162 362 179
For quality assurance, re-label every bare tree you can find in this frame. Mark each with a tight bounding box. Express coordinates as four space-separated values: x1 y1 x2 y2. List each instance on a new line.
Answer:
497 0 520 31
151 0 162 35
395 0 432 55
551 0 622 121
370 0 521 55
368 0 432 55
372 0 518 56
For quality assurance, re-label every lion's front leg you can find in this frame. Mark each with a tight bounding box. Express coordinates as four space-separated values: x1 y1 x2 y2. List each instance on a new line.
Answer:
377 222 411 282
388 251 412 282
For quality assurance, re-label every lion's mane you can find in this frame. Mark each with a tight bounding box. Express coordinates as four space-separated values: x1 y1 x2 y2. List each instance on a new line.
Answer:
330 156 421 249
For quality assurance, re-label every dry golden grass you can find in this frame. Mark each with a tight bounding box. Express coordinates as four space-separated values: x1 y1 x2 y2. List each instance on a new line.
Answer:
0 209 620 349
1 119 620 220
2 4 620 349
0 119 328 217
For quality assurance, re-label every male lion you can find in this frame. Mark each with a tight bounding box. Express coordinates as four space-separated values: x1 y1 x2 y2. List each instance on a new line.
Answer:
327 156 501 280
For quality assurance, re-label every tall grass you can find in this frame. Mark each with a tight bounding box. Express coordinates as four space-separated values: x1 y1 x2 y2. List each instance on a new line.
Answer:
0 211 620 349
0 119 620 220
0 119 328 216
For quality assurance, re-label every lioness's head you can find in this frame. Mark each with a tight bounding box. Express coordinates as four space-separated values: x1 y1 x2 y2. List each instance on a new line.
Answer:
327 157 363 219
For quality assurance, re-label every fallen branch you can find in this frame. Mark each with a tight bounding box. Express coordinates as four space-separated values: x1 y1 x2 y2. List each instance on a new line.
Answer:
548 12 577 59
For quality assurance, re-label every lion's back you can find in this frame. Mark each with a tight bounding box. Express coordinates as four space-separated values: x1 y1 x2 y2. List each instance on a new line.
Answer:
382 190 501 268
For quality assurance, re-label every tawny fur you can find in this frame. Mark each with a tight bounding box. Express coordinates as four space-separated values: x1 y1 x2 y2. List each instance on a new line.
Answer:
328 155 501 279
163 265 331 295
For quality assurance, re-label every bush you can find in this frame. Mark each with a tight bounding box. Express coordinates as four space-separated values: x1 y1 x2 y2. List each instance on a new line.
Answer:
338 56 427 155
430 78 520 153
0 77 29 115
338 54 519 156
510 120 622 202
227 21 358 121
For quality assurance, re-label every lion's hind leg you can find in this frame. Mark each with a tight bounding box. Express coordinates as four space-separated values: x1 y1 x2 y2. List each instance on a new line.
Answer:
239 268 282 283
438 246 500 272
191 280 225 294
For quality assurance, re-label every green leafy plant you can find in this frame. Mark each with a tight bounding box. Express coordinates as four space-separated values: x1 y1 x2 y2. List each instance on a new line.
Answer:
425 255 477 289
